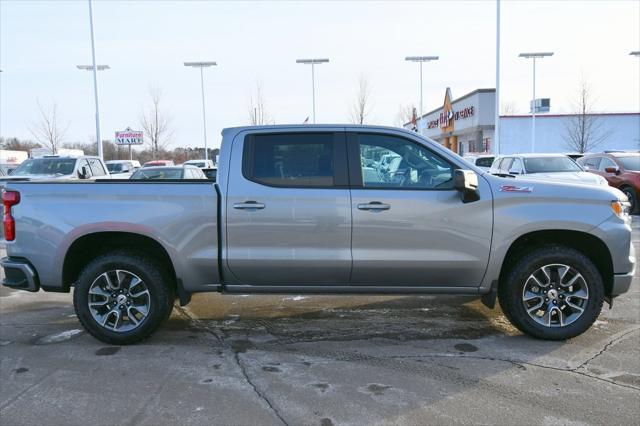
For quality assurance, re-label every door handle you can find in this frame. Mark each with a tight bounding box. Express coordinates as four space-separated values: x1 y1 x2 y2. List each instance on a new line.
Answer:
233 201 265 210
357 202 390 211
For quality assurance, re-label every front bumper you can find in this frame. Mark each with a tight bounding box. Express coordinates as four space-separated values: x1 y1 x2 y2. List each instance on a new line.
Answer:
1 257 40 292
612 272 634 296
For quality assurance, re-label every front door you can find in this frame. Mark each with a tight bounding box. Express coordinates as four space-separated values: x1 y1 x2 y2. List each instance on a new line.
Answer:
225 131 352 286
348 132 493 287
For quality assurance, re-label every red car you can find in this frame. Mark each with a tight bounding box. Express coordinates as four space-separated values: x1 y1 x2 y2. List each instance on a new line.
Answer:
578 152 640 212
142 160 175 167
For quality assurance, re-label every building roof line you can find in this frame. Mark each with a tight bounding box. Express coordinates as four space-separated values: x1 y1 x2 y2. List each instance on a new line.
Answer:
500 112 640 118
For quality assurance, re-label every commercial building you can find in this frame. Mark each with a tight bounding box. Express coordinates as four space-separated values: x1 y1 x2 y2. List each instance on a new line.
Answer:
407 88 640 155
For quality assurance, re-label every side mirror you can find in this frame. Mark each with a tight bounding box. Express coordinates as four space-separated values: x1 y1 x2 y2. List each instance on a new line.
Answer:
604 166 620 174
78 166 92 179
454 169 480 203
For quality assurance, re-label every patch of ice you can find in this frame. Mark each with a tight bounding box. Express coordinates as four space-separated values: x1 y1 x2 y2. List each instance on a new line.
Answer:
35 329 83 345
284 296 307 301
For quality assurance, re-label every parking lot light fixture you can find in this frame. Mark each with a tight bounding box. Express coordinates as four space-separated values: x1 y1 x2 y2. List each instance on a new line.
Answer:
405 56 439 131
519 52 554 153
76 65 110 71
296 58 329 124
629 51 640 57
184 61 217 161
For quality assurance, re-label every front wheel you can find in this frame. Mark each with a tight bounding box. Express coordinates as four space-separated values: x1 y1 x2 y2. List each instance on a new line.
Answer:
73 251 175 345
620 186 637 214
499 245 604 340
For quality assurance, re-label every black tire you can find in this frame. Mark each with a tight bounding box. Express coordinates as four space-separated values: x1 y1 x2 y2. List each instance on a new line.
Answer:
498 245 604 340
620 186 637 214
73 251 175 345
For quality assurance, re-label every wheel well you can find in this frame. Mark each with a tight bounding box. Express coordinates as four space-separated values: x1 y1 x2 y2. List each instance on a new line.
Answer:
499 230 614 296
62 232 177 291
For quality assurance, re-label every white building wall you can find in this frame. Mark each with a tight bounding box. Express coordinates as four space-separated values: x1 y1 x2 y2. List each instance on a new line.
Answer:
499 113 640 154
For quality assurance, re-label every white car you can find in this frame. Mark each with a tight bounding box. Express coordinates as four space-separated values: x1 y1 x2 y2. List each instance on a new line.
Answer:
105 160 139 178
463 154 495 171
183 159 215 168
489 153 608 186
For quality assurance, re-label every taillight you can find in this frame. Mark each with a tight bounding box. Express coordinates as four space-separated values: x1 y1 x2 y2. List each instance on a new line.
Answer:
3 190 20 241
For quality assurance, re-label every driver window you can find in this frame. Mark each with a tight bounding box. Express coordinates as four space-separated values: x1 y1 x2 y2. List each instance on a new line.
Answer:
357 134 454 189
598 157 616 171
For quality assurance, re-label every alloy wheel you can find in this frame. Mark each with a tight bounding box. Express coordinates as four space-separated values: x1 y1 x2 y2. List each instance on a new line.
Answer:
87 269 151 332
522 263 589 328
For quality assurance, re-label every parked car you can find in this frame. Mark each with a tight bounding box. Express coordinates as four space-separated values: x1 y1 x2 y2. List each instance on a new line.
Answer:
105 160 138 178
202 167 217 181
1 125 633 345
183 159 215 168
577 152 640 213
143 160 175 167
489 153 608 186
463 154 495 171
0 156 110 185
130 165 206 180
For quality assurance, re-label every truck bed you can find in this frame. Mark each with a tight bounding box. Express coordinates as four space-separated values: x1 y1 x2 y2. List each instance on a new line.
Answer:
3 181 220 293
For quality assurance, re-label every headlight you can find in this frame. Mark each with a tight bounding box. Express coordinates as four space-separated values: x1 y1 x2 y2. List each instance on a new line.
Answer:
611 200 631 220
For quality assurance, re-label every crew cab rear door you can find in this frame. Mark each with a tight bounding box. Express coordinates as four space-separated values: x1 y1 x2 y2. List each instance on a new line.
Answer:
224 129 351 286
347 131 493 288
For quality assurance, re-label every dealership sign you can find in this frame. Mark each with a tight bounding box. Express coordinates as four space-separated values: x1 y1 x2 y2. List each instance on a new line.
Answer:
115 127 144 145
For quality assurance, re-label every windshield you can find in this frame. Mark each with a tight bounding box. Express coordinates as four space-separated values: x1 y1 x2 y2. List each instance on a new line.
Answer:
617 156 640 171
106 163 123 173
131 168 183 179
12 158 77 176
523 157 582 173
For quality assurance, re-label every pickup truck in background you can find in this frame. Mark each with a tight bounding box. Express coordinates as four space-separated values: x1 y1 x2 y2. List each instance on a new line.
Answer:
0 155 111 183
1 126 635 344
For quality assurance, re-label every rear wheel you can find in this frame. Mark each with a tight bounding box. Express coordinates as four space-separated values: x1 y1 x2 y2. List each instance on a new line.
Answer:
73 251 174 345
499 245 604 340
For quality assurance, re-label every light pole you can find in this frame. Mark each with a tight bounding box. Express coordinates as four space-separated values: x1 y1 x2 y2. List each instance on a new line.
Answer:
494 0 501 155
296 58 329 124
77 64 110 158
184 61 217 162
519 52 553 153
84 0 105 159
631 51 640 144
405 56 439 132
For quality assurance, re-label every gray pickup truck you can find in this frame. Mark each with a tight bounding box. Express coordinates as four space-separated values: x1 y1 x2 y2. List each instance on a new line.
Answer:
1 126 635 344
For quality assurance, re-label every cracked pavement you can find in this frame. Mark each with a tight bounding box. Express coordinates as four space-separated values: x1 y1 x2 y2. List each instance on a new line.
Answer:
1 217 638 425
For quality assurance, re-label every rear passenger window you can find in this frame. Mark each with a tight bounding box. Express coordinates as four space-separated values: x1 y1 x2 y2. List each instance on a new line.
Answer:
243 133 335 187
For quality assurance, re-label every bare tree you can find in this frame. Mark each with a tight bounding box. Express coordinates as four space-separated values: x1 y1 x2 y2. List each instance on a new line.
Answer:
562 79 611 153
140 87 172 159
349 74 372 124
394 103 416 128
248 81 273 125
28 101 68 155
0 137 41 152
501 101 519 115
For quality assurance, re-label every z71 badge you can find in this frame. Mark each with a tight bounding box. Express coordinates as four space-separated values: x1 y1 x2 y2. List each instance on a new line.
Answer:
499 185 534 193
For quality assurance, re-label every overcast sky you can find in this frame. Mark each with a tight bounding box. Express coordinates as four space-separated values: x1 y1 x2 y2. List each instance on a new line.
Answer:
1 0 639 150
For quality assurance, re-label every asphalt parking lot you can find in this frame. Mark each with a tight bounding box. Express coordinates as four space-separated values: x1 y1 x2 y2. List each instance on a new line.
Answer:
1 218 638 426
